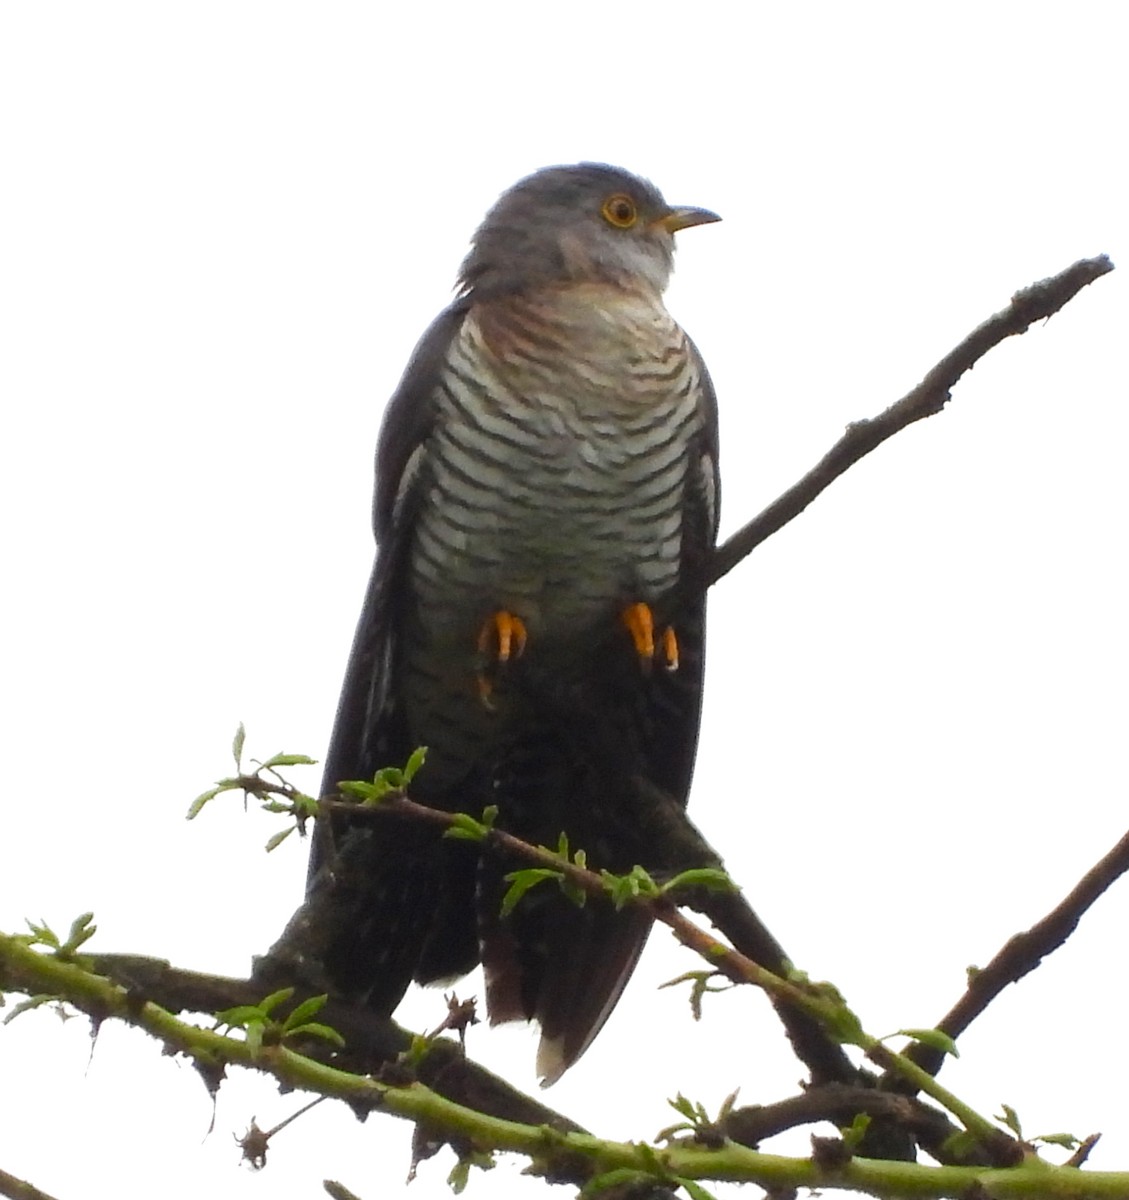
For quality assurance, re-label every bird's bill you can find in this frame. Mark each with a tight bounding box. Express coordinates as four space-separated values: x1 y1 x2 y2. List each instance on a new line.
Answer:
657 206 722 233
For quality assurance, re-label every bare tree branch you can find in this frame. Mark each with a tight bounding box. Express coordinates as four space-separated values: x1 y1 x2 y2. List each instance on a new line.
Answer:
702 255 1114 589
900 823 1129 1081
0 1167 62 1200
720 1084 958 1152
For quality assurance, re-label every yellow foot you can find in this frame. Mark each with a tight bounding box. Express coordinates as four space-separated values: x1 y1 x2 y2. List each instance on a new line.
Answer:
476 610 528 706
621 602 679 672
660 625 679 672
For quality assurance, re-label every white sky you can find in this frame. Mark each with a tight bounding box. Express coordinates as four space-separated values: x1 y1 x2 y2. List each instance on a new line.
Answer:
1 4 1126 1198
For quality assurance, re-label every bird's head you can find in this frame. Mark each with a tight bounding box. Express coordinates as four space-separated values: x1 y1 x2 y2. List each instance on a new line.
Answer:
459 163 720 300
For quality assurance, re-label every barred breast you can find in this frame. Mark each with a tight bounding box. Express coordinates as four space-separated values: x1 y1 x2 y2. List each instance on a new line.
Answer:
417 283 703 619
396 281 709 762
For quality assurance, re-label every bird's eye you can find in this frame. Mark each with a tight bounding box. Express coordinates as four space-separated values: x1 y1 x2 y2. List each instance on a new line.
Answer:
601 194 638 229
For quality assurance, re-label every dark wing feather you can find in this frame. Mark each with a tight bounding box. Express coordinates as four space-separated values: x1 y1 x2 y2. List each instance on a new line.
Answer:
306 299 473 1011
315 298 469 818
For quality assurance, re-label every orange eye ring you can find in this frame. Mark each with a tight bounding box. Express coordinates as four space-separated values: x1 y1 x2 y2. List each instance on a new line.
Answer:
600 193 638 229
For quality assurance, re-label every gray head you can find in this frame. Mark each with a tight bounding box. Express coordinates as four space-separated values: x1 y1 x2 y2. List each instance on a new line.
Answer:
459 163 719 300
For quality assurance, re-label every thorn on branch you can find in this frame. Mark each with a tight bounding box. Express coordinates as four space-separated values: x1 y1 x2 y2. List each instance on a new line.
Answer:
237 1119 271 1170
236 1098 326 1170
426 992 479 1046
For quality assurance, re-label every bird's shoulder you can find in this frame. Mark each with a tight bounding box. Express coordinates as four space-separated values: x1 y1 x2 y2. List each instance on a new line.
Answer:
373 298 471 537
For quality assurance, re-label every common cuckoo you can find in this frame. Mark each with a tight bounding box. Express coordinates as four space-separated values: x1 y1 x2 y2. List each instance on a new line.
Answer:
309 163 721 1082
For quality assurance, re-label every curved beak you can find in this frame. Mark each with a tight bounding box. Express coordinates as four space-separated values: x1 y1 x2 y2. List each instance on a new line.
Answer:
657 205 722 234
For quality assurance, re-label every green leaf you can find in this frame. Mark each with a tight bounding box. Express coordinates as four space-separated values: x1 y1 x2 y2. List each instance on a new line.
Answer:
232 723 246 769
841 1112 872 1151
257 987 296 1017
338 779 379 802
283 994 328 1030
339 753 426 804
245 1020 264 1058
600 864 659 909
265 827 294 853
403 745 428 781
1035 1132 1080 1149
445 1149 495 1195
60 912 96 956
444 813 490 842
898 1027 959 1059
447 1158 470 1194
215 1004 265 1029
294 793 320 819
187 773 250 819
655 1121 695 1143
997 1104 1023 1139
259 752 318 770
285 1022 345 1048
629 864 659 896
370 764 406 794
500 868 561 917
581 1169 648 1196
675 1178 720 1200
24 920 60 950
668 1093 699 1122
324 1182 363 1200
717 1089 740 1120
661 970 733 1022
216 986 295 1033
402 1033 431 1067
2 994 57 1024
187 787 222 819
660 868 736 896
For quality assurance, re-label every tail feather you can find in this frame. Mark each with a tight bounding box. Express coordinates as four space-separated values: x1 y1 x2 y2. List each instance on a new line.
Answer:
478 849 654 1084
532 905 653 1085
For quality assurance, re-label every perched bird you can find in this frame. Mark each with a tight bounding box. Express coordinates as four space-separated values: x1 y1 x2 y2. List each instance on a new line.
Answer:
309 163 720 1083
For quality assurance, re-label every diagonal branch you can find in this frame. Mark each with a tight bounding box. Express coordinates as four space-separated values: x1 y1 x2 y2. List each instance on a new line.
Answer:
277 792 1021 1164
898 823 1129 1081
702 254 1113 589
0 1166 62 1200
263 787 858 1087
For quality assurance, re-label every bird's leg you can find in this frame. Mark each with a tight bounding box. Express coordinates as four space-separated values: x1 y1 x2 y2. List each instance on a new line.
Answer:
621 602 679 673
479 610 528 663
476 610 528 706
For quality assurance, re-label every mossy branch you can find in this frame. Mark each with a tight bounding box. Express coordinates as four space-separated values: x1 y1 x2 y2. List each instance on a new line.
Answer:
2 928 1126 1199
